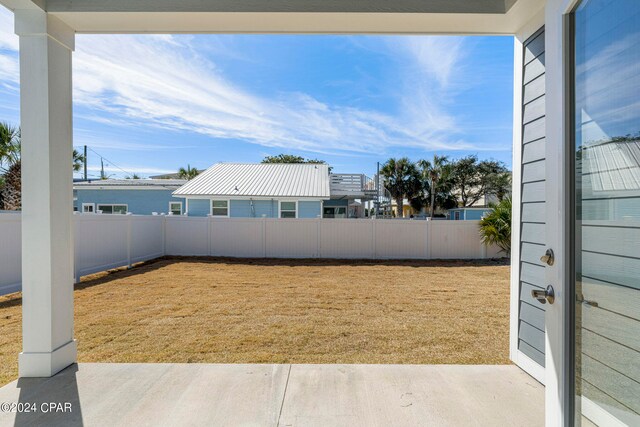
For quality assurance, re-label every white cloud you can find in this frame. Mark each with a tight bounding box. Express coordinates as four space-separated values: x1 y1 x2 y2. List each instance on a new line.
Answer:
0 53 18 84
0 8 18 51
397 36 466 88
0 7 19 84
0 7 484 155
69 34 476 154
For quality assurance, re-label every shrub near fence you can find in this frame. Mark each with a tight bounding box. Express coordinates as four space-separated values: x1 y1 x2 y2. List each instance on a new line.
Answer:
0 214 502 295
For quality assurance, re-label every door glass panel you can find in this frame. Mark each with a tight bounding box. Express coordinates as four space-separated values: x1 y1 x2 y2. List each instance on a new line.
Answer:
573 1 640 425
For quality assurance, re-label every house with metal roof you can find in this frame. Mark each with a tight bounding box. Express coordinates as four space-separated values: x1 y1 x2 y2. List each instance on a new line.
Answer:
74 179 188 215
172 163 377 218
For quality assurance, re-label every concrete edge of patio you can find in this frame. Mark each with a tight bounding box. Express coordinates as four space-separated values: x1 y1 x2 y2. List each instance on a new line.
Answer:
0 363 544 427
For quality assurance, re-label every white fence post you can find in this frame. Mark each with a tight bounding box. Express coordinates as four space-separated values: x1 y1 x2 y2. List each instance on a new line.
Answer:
74 212 81 283
316 218 321 258
480 239 487 259
426 219 432 259
262 217 267 258
207 216 212 256
162 215 167 256
126 213 133 268
372 218 377 260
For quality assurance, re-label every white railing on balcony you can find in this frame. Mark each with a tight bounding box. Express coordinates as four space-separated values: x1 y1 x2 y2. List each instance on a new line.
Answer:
330 174 377 198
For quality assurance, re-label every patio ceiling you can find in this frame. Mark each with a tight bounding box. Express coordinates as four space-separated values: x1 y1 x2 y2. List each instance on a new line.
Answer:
1 0 544 34
45 0 520 14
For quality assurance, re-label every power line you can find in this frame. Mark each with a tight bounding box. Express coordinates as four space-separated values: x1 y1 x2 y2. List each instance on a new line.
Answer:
77 146 137 178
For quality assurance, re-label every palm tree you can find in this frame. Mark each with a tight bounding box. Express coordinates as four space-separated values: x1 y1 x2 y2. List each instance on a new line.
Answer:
72 149 85 173
0 122 20 210
380 158 421 218
479 197 512 255
178 165 200 180
0 122 20 173
418 154 450 219
1 160 21 210
1 122 88 209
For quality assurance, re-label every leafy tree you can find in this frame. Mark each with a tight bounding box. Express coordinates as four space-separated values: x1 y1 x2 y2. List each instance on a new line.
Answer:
450 155 510 207
261 154 331 171
262 154 306 163
479 197 512 255
262 154 326 164
125 173 141 179
489 170 512 201
380 157 421 218
178 165 200 180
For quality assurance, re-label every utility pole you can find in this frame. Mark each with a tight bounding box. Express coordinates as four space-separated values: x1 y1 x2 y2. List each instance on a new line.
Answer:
100 158 105 180
83 145 88 181
376 161 380 217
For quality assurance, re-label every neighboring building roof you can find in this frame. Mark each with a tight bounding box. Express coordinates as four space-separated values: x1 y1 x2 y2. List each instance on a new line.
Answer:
149 171 203 179
173 163 331 199
74 179 187 189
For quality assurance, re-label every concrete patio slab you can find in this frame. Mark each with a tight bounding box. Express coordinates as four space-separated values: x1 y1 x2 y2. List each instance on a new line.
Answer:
0 363 543 427
280 364 543 427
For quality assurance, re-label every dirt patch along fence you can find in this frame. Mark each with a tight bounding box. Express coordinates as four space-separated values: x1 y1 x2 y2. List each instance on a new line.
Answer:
0 214 502 295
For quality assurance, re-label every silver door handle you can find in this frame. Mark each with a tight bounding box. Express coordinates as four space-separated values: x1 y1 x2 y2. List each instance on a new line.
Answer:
531 285 555 304
540 249 554 266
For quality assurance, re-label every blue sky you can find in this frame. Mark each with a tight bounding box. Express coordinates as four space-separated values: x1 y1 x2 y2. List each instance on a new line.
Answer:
0 7 514 179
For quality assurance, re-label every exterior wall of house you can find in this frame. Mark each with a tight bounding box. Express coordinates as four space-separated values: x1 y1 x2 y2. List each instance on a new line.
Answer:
185 198 322 218
229 199 277 218
517 27 547 369
323 199 348 208
75 189 184 215
298 201 322 218
448 208 491 220
186 199 211 216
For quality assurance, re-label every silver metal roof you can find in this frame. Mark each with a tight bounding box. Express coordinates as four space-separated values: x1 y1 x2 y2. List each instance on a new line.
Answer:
74 179 187 189
582 139 640 194
173 163 330 199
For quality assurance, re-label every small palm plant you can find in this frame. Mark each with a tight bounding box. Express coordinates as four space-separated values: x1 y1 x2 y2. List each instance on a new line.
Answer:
479 197 512 255
178 165 200 180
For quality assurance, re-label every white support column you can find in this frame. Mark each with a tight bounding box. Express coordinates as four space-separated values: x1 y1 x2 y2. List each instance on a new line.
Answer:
15 10 77 378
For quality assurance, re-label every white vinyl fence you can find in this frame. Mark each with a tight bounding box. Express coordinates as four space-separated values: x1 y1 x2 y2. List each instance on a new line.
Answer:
0 214 502 295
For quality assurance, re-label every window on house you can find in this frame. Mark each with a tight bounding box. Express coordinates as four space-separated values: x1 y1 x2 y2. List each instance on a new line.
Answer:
454 211 460 220
280 201 297 218
82 203 95 213
169 202 182 215
97 204 127 214
211 200 229 216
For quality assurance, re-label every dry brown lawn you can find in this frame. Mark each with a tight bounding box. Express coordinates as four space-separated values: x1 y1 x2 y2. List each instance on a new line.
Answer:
0 256 511 386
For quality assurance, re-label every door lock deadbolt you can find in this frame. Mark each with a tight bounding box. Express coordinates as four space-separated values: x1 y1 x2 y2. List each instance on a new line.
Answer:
531 285 555 305
540 248 554 266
